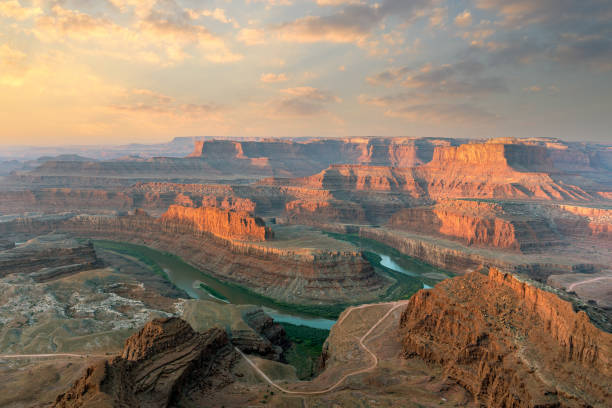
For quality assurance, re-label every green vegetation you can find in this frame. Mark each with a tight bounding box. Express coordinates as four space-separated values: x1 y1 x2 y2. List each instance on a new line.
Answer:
198 283 229 302
93 240 170 281
280 322 329 380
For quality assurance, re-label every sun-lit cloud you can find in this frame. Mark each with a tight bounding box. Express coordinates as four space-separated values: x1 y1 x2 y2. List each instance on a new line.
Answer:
260 73 289 82
454 10 472 27
270 87 341 116
237 27 266 45
0 0 42 20
0 0 610 144
0 43 28 86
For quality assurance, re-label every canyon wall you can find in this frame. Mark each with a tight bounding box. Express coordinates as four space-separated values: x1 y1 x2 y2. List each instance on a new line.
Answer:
0 211 388 304
161 205 273 241
400 269 612 407
387 200 564 252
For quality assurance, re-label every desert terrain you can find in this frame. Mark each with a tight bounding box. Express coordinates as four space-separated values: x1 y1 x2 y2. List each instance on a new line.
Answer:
1 136 611 406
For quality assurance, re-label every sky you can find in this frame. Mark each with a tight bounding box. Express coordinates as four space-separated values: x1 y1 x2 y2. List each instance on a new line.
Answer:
0 0 611 145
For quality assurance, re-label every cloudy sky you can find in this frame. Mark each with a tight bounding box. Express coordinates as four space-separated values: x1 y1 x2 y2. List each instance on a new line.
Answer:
0 0 611 145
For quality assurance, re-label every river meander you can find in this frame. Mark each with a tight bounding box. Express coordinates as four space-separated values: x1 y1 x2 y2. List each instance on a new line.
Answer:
94 237 445 330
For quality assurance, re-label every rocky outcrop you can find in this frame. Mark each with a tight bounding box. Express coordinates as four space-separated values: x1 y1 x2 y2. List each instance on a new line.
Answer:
0 233 100 281
161 205 273 241
54 318 236 408
400 269 612 407
0 240 14 251
388 200 563 252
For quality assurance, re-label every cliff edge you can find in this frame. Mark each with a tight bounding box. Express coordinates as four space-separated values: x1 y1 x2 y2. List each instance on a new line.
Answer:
400 268 612 407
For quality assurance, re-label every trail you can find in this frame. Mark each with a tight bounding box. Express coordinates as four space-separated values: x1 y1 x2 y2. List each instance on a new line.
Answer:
0 353 107 359
567 276 612 291
236 300 408 395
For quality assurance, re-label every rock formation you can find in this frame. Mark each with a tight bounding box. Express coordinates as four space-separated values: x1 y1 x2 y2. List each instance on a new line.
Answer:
0 233 100 281
161 205 273 241
0 210 387 304
399 268 612 407
388 200 563 252
54 318 237 408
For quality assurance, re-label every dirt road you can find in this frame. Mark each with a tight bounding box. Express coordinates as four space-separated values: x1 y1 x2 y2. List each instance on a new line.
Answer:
236 300 409 395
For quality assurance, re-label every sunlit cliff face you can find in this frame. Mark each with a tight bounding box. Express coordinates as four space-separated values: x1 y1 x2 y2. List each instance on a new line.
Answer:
0 0 611 145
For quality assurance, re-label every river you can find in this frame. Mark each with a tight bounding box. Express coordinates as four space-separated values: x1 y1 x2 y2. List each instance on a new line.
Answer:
97 241 438 330
379 253 432 289
99 242 337 330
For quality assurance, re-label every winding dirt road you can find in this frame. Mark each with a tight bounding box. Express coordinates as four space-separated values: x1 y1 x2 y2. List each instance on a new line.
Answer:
0 353 107 359
567 276 612 291
236 300 409 395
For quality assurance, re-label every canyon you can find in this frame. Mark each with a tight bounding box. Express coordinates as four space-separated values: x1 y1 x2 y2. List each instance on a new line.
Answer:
49 268 612 407
1 136 611 407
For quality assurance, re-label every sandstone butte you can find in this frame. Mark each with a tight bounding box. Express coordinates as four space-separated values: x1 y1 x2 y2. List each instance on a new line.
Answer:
160 205 274 242
400 268 612 407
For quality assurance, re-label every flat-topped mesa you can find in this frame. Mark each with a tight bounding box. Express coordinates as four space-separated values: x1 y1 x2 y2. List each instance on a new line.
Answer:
400 268 612 407
187 137 454 168
188 140 247 159
426 140 554 173
161 205 274 242
290 164 426 194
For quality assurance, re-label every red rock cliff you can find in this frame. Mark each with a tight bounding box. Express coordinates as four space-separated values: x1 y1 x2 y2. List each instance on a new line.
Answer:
160 205 274 241
399 268 612 407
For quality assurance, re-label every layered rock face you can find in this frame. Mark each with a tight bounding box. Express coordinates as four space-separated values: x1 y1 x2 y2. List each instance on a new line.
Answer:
0 233 100 281
388 200 563 252
54 318 237 408
0 211 386 304
400 269 612 407
188 137 452 169
161 205 273 241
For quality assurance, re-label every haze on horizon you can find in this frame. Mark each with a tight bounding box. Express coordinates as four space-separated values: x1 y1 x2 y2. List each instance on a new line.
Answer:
0 0 611 146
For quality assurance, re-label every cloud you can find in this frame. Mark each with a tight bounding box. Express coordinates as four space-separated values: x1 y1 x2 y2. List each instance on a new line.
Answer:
367 60 507 96
555 35 612 71
384 103 498 123
260 72 288 82
454 10 472 27
276 0 436 44
316 0 363 5
108 88 222 119
474 0 612 27
472 0 612 70
237 27 266 45
522 85 542 93
32 3 242 64
272 87 341 116
0 43 27 86
0 0 42 20
428 7 447 27
465 37 546 66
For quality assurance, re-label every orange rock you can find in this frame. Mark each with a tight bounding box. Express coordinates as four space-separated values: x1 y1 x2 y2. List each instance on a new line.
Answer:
160 205 273 242
399 268 612 407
